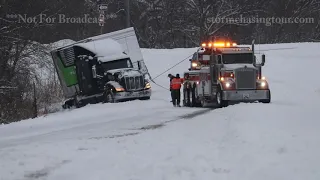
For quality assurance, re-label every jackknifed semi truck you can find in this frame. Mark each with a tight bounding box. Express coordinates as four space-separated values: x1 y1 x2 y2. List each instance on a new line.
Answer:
50 27 152 108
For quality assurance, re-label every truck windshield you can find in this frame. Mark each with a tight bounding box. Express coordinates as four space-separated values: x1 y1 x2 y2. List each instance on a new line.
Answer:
222 53 253 64
101 58 133 71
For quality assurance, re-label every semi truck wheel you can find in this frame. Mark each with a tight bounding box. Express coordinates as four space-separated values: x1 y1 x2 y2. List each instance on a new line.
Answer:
103 91 116 103
62 99 75 109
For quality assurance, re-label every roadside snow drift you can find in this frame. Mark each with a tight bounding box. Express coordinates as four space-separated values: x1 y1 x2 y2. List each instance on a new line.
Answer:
1 42 320 180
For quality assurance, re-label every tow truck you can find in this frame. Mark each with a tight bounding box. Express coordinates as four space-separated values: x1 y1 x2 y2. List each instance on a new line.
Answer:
182 40 271 108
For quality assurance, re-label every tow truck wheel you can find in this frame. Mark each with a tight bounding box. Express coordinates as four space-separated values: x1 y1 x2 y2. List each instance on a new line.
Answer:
200 98 207 107
216 88 228 108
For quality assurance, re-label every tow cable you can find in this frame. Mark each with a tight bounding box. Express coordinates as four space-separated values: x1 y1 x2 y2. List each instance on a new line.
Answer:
146 53 194 91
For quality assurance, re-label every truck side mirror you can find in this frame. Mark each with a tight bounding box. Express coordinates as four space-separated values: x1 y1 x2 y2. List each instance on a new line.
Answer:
261 54 265 66
253 55 257 67
218 55 224 68
217 55 222 64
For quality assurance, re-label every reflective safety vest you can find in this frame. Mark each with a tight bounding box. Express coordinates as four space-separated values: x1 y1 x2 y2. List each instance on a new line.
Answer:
171 78 183 89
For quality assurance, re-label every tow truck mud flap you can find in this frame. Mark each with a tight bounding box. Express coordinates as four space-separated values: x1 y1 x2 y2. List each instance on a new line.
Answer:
222 90 270 101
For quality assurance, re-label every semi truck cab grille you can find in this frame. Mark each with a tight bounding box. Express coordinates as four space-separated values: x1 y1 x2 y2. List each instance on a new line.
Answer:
235 68 257 89
124 76 145 91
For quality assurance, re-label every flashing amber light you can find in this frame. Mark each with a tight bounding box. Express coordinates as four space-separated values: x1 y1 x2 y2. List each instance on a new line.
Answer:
220 77 224 81
226 42 231 47
213 42 225 47
201 43 206 47
232 43 237 46
208 43 212 47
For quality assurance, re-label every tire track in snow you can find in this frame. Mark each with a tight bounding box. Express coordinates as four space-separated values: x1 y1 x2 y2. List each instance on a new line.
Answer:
88 108 214 140
23 160 71 180
0 107 206 149
0 105 213 149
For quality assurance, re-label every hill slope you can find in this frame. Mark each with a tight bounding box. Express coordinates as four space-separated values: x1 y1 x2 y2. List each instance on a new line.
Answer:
0 43 320 180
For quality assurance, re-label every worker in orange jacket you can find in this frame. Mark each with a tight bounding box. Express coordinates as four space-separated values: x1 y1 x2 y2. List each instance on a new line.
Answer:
170 74 184 107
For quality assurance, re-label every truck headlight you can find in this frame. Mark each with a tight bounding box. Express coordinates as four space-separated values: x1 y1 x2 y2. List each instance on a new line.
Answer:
192 62 198 67
257 80 268 89
223 81 234 89
115 87 125 92
145 82 151 89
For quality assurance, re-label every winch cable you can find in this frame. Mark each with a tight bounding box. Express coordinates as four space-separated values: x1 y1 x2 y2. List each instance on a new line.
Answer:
146 53 194 91
151 54 194 81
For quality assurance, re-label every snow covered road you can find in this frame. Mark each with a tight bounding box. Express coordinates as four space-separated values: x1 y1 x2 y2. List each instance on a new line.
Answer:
1 43 320 180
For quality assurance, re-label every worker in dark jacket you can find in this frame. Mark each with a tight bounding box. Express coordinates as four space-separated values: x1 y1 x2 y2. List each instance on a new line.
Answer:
171 74 183 107
168 74 175 91
168 74 175 102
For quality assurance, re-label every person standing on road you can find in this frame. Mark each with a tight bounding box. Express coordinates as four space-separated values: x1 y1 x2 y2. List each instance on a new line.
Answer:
183 73 192 106
168 74 175 102
168 74 175 90
171 74 184 107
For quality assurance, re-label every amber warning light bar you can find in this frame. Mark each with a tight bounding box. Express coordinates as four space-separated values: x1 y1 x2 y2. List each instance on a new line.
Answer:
201 42 237 48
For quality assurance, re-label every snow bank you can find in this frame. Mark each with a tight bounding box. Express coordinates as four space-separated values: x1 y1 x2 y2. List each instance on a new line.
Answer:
47 39 76 49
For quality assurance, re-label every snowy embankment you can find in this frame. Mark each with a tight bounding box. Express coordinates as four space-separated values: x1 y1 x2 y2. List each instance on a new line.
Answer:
1 42 320 180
